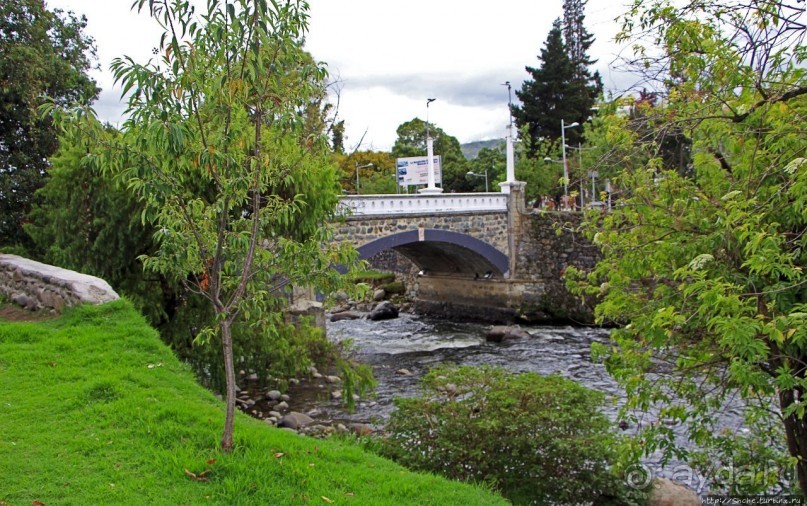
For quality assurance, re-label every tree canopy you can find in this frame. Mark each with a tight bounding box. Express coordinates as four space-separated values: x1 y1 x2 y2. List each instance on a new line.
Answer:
568 0 807 494
391 118 469 192
47 0 360 452
0 0 98 249
513 9 601 158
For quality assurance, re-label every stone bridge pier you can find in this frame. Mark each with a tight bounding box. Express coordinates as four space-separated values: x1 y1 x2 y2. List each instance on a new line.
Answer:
334 186 599 323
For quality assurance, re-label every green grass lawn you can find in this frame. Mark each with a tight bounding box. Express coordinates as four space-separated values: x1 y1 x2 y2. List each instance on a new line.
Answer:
0 300 507 505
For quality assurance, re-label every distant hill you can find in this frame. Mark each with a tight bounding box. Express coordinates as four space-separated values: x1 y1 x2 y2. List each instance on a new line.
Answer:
460 138 505 160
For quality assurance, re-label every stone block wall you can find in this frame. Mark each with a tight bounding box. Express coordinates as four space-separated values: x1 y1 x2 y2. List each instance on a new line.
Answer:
511 212 601 322
332 211 509 253
0 254 119 313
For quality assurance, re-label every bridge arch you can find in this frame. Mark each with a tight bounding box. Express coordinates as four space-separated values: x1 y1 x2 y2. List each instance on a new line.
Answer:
356 229 509 277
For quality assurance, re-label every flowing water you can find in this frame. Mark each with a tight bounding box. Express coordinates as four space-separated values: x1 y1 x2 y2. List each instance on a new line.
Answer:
273 312 752 493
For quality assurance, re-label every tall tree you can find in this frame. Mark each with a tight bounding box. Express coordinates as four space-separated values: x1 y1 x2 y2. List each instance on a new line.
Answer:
0 0 98 249
332 150 396 195
513 6 602 158
568 0 807 494
512 19 579 157
47 0 359 452
563 0 603 120
563 0 599 81
391 118 469 192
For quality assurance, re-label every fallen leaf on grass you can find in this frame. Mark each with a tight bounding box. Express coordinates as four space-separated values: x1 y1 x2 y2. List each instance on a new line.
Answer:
184 468 210 482
321 497 334 504
274 452 285 458
33 501 45 506
206 458 216 465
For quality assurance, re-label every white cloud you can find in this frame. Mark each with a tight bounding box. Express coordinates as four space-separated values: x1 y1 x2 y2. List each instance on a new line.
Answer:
46 0 638 150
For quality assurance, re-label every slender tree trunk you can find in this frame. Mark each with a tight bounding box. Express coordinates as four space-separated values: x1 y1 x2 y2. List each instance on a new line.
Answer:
220 317 237 452
779 387 807 494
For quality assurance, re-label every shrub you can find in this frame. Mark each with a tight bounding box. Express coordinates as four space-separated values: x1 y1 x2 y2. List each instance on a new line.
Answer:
380 281 406 295
380 366 637 505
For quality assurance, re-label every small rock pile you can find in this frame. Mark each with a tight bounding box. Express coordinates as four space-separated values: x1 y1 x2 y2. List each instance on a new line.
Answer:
234 367 378 438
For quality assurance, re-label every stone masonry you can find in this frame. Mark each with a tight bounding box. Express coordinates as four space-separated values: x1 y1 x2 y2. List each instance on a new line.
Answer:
332 211 509 255
0 254 119 313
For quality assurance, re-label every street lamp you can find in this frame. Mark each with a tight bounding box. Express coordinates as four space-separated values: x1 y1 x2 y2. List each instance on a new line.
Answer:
466 169 489 192
561 120 579 198
565 143 597 207
420 98 442 194
355 162 373 194
426 97 436 138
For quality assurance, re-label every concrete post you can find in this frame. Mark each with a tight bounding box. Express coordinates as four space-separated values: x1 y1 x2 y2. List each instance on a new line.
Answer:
419 136 443 194
504 181 527 278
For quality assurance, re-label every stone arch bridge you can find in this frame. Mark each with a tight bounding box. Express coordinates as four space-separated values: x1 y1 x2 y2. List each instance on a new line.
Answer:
332 189 600 323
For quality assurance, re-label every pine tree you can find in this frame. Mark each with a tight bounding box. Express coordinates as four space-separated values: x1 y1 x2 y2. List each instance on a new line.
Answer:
512 19 578 157
513 1 603 157
562 0 603 122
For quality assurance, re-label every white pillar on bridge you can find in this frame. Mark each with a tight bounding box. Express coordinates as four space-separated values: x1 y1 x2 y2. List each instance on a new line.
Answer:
499 126 520 195
419 136 443 194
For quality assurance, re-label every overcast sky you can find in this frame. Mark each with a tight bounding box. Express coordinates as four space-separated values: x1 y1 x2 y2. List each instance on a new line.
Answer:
46 0 637 151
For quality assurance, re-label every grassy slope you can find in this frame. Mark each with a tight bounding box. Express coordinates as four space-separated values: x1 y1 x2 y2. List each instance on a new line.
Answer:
0 300 507 505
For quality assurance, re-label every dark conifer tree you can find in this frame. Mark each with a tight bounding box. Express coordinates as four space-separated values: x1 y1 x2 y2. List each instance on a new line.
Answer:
563 0 603 121
512 19 578 157
513 1 603 157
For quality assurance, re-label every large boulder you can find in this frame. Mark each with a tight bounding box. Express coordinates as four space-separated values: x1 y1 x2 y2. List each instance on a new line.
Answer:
330 310 362 322
368 301 399 321
485 325 530 343
277 411 315 431
648 478 701 506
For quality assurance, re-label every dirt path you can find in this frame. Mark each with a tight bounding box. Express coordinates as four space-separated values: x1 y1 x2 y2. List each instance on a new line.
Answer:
0 303 55 322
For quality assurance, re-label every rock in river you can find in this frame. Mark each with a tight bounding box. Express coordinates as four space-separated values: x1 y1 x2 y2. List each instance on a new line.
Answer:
330 310 362 322
485 325 531 343
277 411 315 431
368 301 399 321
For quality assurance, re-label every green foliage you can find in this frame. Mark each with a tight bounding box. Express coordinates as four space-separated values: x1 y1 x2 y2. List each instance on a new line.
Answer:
0 0 99 249
0 301 508 505
568 0 807 493
380 366 638 505
380 281 405 295
333 150 397 195
391 118 469 192
348 270 396 285
466 146 505 193
44 0 364 451
513 17 601 158
25 136 169 324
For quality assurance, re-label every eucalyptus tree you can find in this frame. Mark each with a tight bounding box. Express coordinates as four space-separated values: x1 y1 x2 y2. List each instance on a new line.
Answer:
47 0 359 452
567 0 807 494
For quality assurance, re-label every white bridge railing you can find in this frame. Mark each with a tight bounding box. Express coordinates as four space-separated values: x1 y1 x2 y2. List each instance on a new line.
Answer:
338 193 508 217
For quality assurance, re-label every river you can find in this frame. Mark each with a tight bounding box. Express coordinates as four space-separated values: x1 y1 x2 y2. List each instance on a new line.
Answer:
269 312 753 494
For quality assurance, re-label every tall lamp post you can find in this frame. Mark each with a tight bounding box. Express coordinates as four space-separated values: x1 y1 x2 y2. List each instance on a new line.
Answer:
466 169 489 192
355 162 373 195
561 119 579 198
420 98 442 194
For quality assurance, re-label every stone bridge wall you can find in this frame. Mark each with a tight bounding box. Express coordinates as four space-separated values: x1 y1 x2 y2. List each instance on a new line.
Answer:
510 212 601 322
332 211 509 254
0 254 119 313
